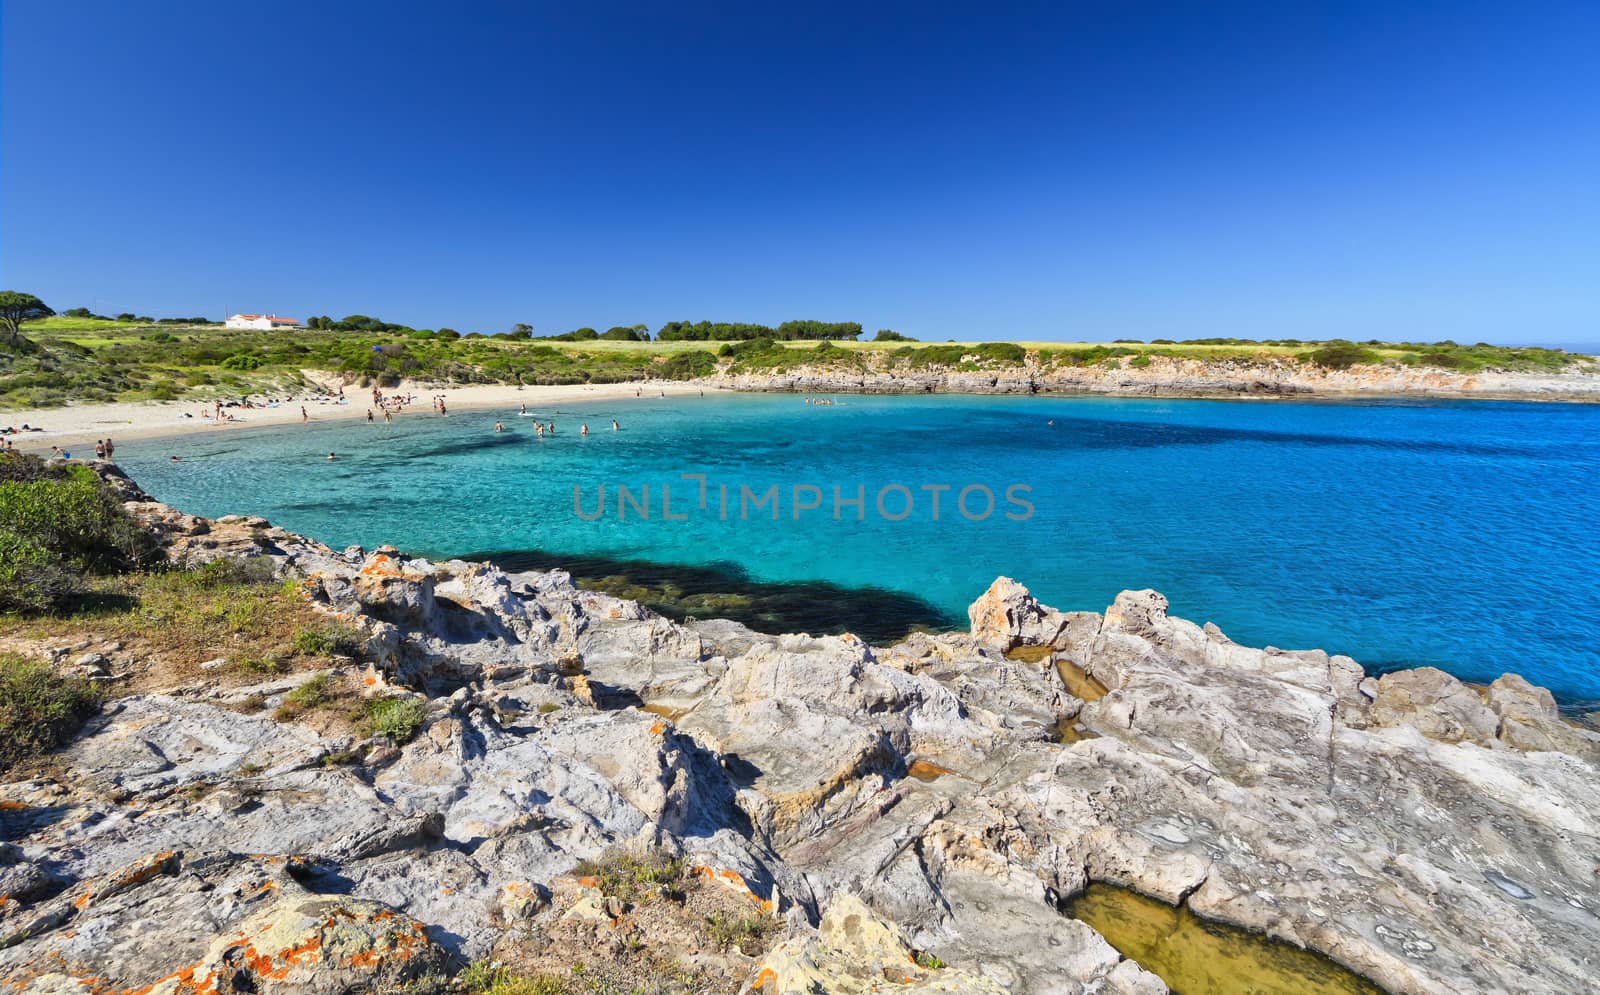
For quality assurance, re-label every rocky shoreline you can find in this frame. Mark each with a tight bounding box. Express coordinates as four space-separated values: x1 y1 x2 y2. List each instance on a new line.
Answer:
709 354 1600 402
2 470 1598 994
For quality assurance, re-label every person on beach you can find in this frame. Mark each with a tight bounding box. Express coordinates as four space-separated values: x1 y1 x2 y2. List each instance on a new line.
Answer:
94 441 105 460
368 409 375 422
105 438 115 458
301 406 308 423
384 408 393 424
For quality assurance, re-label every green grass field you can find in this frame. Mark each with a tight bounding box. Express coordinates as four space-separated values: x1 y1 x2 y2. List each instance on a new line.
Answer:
22 316 148 332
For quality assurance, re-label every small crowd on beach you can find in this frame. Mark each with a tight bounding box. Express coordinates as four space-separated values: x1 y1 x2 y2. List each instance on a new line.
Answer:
35 437 117 461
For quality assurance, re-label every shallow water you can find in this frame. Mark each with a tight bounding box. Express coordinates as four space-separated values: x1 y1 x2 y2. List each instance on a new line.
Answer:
121 393 1600 701
1063 884 1386 994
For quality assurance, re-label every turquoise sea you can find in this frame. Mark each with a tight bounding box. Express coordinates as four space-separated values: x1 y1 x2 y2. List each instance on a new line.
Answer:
120 393 1600 703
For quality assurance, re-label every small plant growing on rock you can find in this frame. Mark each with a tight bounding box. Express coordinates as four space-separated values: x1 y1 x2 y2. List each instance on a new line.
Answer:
275 673 334 720
705 909 775 955
321 748 364 766
237 653 290 675
291 621 364 657
573 849 687 904
362 695 426 743
0 653 100 771
458 962 568 995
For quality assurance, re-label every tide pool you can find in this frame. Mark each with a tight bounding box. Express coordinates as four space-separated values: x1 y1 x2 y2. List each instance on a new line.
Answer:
120 393 1600 702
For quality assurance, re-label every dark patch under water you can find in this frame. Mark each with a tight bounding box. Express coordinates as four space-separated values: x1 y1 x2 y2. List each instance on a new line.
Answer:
467 548 958 643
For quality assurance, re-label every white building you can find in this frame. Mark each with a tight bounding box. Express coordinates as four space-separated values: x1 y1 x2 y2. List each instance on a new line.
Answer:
225 313 301 330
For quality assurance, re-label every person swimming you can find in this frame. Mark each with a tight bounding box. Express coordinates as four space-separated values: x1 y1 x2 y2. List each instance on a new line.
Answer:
327 452 337 460
495 421 505 432
611 419 619 431
580 423 589 435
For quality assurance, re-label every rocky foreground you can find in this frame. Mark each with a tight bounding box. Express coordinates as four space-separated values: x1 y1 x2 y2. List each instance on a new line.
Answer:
3 483 1599 994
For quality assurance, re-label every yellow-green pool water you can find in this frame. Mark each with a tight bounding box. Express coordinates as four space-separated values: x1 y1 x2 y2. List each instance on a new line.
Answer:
1063 884 1386 995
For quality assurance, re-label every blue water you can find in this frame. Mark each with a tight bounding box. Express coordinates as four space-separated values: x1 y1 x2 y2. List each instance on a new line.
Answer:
119 394 1600 702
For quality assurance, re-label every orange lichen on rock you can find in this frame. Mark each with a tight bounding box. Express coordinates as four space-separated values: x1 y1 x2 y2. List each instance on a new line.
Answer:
691 866 775 913
359 554 401 577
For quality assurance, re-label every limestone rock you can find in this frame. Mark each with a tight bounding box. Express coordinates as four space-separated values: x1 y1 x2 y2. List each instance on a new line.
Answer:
5 494 1595 995
747 893 1007 994
1369 666 1500 743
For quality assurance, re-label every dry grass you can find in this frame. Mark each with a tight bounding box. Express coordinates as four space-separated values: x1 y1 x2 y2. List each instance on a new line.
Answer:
0 558 351 695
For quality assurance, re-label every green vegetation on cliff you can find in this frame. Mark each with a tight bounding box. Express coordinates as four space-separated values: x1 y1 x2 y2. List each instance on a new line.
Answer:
0 455 157 612
0 654 99 772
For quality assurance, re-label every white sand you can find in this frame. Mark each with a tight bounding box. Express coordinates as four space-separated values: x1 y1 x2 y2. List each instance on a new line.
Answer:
1 380 720 453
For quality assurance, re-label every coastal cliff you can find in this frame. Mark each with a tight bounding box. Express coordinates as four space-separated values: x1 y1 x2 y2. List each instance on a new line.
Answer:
2 475 1598 994
710 352 1600 401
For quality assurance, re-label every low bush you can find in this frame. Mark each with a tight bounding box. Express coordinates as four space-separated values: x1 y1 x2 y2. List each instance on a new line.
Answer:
362 695 426 742
0 653 99 771
705 909 777 954
1305 342 1379 369
0 457 157 613
291 621 365 657
573 849 687 903
458 963 568 995
275 673 335 720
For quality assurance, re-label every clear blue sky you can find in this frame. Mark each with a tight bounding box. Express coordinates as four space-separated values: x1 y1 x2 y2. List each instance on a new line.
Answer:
3 1 1596 345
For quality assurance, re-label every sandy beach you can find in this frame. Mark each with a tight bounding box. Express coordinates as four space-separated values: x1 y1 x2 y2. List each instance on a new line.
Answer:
0 380 720 453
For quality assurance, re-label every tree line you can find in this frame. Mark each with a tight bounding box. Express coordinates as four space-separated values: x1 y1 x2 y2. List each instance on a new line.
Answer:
14 294 889 347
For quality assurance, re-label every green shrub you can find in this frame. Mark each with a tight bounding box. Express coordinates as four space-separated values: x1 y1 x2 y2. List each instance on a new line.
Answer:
657 350 717 380
0 457 156 613
1305 342 1379 369
275 673 335 720
362 696 426 742
573 849 687 903
291 621 364 657
238 653 290 675
459 963 568 995
705 909 776 954
0 654 99 771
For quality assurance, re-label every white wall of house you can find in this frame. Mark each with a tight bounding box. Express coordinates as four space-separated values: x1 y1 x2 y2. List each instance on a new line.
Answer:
225 314 299 330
